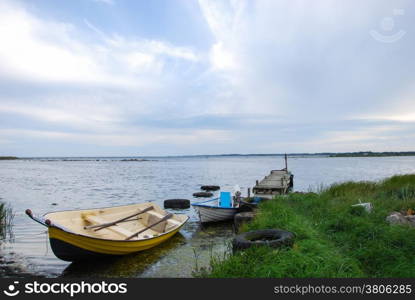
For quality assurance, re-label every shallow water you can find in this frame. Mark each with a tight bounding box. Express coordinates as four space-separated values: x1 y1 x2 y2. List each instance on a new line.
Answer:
0 155 415 277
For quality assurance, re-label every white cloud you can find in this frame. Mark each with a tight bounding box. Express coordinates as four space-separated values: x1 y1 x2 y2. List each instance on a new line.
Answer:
0 0 211 151
197 0 415 119
122 52 161 74
358 113 415 123
0 1 198 88
0 0 414 155
198 0 244 71
0 100 123 132
356 88 415 123
0 128 231 148
210 42 237 70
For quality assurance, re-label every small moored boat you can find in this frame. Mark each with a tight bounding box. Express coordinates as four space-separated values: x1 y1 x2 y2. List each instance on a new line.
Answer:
26 202 188 261
192 187 241 223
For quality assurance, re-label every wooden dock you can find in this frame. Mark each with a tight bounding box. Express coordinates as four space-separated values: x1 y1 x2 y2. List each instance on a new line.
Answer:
252 169 293 198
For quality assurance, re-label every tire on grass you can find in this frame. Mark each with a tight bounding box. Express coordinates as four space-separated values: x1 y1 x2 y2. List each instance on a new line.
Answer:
232 229 295 252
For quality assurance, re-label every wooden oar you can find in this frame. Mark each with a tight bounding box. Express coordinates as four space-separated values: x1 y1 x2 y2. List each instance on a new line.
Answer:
125 213 173 240
94 217 142 229
83 206 154 231
93 206 154 231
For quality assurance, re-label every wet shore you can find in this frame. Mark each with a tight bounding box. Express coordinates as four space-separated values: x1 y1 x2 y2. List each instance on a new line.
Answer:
0 221 234 278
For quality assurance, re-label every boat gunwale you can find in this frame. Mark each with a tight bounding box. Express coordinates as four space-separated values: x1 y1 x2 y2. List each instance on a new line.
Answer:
41 202 189 243
42 201 168 216
47 220 188 244
191 199 239 210
191 203 238 210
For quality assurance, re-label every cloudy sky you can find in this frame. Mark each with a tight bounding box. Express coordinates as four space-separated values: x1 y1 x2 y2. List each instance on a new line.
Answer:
0 0 414 156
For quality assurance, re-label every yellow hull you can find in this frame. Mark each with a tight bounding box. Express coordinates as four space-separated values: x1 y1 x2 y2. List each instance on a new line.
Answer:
49 224 182 254
26 202 189 261
48 224 185 261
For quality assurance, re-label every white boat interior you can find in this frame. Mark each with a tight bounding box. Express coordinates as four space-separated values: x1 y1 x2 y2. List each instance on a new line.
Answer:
44 203 187 241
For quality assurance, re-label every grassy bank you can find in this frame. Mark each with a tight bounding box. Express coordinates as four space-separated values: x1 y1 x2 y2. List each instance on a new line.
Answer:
205 174 415 277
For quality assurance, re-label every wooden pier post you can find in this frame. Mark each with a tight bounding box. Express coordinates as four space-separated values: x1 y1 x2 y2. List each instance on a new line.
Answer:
285 153 288 170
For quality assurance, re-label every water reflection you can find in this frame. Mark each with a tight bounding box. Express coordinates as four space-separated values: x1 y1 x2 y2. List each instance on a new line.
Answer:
140 221 234 278
61 233 186 278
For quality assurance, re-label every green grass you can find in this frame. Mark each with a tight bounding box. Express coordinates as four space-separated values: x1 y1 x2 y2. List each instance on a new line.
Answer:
204 174 415 278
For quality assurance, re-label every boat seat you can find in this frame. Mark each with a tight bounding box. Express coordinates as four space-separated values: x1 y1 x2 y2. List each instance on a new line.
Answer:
219 192 232 208
146 211 181 232
83 214 136 238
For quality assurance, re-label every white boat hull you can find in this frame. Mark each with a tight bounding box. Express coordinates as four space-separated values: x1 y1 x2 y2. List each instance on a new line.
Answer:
193 205 238 223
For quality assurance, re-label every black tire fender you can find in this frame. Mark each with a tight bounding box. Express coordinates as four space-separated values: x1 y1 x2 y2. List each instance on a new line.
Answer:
200 185 220 191
232 229 295 252
193 192 213 198
163 199 190 209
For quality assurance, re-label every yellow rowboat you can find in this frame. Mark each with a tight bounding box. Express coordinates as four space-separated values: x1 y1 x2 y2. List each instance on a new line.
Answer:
25 202 189 261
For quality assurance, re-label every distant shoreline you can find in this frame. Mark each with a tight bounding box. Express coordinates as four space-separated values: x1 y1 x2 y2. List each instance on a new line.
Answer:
328 151 415 157
2 151 415 160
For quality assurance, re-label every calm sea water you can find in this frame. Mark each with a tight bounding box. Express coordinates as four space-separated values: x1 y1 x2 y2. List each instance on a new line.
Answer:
1 155 415 277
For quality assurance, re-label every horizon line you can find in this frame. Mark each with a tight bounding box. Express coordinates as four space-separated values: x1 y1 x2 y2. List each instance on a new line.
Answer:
3 151 415 159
